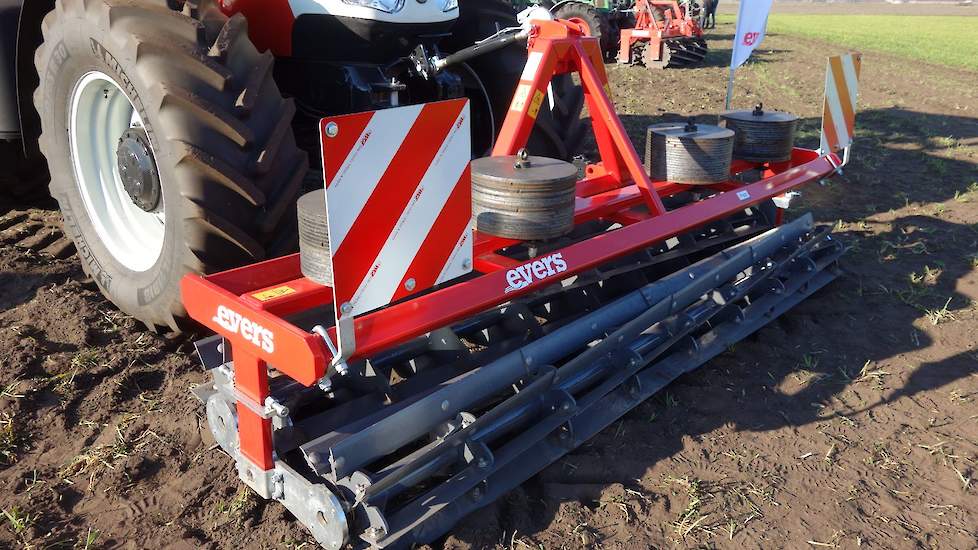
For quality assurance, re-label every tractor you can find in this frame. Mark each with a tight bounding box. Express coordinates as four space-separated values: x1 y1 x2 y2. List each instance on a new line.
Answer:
0 0 584 330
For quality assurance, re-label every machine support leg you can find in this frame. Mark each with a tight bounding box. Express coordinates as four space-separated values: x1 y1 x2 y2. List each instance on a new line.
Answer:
234 351 274 470
618 30 633 63
575 44 667 215
491 45 559 157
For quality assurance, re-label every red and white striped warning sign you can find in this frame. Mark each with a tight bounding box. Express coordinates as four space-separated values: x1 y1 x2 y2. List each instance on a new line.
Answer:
320 99 473 317
819 53 862 154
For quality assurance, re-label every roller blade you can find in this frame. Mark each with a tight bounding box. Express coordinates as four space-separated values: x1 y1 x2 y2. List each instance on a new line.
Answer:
680 37 709 65
195 209 845 549
359 215 844 548
655 38 708 69
208 213 842 548
642 38 708 69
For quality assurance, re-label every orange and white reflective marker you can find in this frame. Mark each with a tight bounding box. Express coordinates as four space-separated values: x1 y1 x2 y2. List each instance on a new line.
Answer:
819 52 862 154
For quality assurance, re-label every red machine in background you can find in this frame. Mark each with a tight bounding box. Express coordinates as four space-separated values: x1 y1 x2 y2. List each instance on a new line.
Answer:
618 0 709 68
550 0 708 68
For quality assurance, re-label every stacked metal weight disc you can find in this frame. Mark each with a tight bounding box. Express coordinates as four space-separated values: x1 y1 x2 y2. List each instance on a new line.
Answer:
645 119 734 184
472 150 578 240
297 189 333 286
720 103 799 162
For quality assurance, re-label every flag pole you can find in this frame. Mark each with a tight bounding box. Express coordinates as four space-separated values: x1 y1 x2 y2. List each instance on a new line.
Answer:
724 67 735 110
724 0 750 110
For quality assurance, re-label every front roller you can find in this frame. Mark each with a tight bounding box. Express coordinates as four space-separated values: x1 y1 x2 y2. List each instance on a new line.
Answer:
193 214 843 548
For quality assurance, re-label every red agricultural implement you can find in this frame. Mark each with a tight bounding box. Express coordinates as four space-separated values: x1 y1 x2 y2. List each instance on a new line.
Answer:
183 19 848 549
544 0 708 68
617 0 709 68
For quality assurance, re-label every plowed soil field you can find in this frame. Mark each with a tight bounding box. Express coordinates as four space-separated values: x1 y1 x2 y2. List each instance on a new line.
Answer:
2 5 977 550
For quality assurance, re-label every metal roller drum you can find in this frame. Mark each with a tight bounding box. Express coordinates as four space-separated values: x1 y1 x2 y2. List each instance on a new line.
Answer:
472 150 577 241
720 103 799 162
297 189 333 286
645 119 734 184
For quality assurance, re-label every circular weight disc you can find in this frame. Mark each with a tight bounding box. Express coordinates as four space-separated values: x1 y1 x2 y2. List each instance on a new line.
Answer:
721 108 799 124
472 154 578 240
719 112 799 163
646 122 734 185
649 122 734 141
297 189 333 286
471 155 578 186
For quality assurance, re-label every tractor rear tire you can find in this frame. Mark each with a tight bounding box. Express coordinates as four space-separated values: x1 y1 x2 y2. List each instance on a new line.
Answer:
33 0 307 331
554 1 613 59
446 0 585 160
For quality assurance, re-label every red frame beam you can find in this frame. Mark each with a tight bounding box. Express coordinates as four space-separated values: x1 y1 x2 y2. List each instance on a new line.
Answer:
182 147 835 377
493 22 667 215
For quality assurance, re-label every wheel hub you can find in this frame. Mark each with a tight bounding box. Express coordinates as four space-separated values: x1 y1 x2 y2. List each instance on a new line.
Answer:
69 70 165 272
116 128 161 212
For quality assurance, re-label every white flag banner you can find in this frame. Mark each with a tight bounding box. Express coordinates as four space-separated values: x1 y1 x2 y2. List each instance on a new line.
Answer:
730 0 774 68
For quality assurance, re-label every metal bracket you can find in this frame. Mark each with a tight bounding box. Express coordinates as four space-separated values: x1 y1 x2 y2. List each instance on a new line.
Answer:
336 310 356 368
312 324 352 392
201 368 293 437
772 191 802 209
824 148 845 175
462 440 495 470
237 459 279 499
235 459 348 550
815 149 846 186
226 387 289 421
216 402 347 549
193 335 229 371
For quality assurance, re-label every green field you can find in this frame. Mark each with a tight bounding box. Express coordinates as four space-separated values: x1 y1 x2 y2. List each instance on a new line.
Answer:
717 14 978 71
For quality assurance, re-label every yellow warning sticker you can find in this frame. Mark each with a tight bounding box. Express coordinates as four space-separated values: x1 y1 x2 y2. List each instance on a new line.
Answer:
527 90 545 120
252 286 297 302
510 84 532 112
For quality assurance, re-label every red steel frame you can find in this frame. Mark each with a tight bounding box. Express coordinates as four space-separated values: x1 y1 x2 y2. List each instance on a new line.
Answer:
617 0 703 64
181 20 842 473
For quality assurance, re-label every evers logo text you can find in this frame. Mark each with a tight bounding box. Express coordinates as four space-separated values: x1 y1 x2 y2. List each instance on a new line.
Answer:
504 253 568 293
212 305 275 353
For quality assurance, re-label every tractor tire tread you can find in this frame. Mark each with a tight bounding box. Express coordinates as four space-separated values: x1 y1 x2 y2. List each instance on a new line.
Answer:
554 1 613 57
34 0 307 330
445 0 585 160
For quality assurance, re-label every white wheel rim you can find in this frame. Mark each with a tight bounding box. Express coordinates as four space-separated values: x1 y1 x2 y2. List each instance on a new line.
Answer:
69 71 165 272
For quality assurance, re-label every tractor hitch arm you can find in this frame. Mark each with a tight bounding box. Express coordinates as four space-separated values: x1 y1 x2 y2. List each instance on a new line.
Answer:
413 27 529 79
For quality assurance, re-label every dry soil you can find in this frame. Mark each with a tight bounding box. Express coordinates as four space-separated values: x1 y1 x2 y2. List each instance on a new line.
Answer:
1 9 976 550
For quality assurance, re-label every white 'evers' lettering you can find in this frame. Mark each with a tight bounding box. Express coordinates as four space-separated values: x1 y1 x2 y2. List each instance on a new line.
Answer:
504 253 569 293
212 305 275 353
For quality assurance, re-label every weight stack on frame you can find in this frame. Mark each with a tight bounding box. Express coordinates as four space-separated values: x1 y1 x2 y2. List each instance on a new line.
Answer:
720 103 799 163
645 120 734 184
471 151 578 241
297 189 333 286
